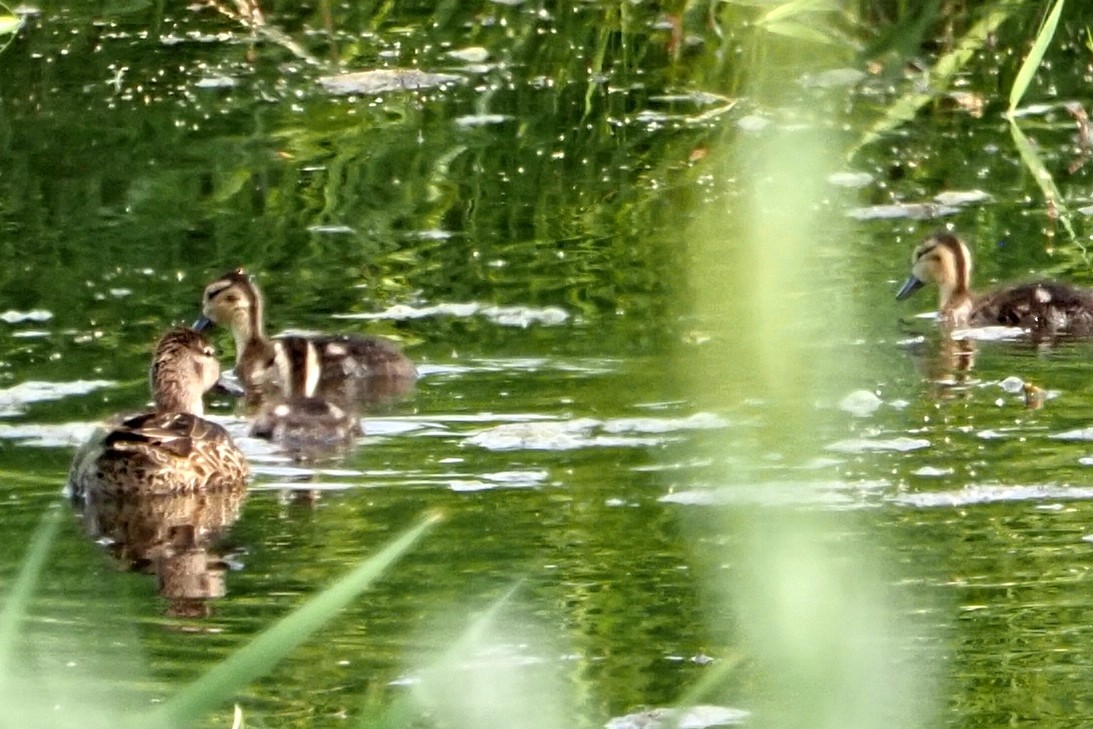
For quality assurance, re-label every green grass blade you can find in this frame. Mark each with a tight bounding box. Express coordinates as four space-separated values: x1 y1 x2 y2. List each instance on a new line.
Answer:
355 582 522 729
147 511 443 729
0 15 21 36
757 0 840 24
0 505 63 681
667 651 746 725
1008 0 1066 113
1008 118 1076 241
852 4 1013 156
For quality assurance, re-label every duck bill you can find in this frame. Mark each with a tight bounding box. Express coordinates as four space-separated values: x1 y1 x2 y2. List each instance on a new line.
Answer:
895 276 925 301
212 374 245 398
192 315 215 333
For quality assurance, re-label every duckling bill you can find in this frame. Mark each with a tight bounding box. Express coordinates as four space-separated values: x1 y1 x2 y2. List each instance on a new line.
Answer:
896 231 1093 335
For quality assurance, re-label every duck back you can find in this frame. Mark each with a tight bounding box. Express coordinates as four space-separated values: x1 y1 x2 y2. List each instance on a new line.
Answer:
971 281 1093 334
72 412 248 499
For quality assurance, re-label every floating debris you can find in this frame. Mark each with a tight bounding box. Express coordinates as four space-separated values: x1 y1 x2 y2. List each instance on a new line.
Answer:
454 114 511 127
736 115 770 132
826 437 930 453
448 470 549 492
933 189 990 206
463 414 719 452
660 480 888 509
194 76 238 88
838 389 883 417
601 413 728 433
950 325 1026 341
0 309 52 324
447 47 489 63
894 484 1093 508
912 466 954 477
606 705 750 729
317 69 464 95
827 171 874 188
846 203 958 220
335 302 569 327
1051 428 1093 441
0 421 99 447
0 380 115 417
307 224 355 234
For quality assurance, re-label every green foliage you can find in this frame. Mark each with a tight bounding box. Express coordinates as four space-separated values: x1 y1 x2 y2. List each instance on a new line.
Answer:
0 0 23 54
1008 0 1066 113
0 506 63 683
853 4 1015 156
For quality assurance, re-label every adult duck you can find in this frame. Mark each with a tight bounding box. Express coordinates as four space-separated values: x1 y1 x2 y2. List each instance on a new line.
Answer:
69 328 249 500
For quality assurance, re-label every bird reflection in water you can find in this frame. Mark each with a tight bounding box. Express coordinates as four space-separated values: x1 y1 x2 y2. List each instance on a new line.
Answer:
75 487 246 618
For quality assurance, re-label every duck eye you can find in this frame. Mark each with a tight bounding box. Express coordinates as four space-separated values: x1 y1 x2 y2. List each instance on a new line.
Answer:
225 294 239 304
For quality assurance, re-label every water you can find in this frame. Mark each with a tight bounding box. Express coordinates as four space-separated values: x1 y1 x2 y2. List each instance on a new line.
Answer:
4 2 1093 728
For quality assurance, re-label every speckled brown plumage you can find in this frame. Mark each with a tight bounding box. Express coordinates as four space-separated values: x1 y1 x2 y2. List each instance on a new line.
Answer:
69 328 249 500
896 231 1093 336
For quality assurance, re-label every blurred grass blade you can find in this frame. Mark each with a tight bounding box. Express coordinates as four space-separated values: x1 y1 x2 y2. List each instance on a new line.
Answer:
1008 0 1065 113
755 0 850 47
669 652 745 719
761 20 842 46
757 0 840 23
0 15 21 36
0 505 63 679
1008 118 1076 240
355 582 522 729
852 4 1013 156
148 512 442 729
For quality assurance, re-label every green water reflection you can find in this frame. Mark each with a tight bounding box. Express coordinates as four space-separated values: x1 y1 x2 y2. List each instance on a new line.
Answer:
5 2 1093 728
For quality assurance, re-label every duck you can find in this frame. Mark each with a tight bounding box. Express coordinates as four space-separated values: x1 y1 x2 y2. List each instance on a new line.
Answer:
68 328 250 501
193 268 416 406
249 335 362 460
896 231 1093 335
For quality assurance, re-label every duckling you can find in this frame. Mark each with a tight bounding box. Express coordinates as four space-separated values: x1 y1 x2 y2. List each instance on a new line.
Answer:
896 231 1093 335
194 268 416 406
69 328 250 500
249 335 362 460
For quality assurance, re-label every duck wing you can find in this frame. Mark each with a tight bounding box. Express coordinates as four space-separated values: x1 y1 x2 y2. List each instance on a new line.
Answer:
310 333 418 380
74 412 248 498
972 281 1093 334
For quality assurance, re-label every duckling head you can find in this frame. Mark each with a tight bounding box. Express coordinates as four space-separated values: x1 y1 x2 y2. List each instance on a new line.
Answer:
896 231 972 309
195 268 265 356
150 328 221 416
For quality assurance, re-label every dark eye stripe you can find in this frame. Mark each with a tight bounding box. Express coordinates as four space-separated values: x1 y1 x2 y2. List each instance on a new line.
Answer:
914 244 938 262
205 282 234 300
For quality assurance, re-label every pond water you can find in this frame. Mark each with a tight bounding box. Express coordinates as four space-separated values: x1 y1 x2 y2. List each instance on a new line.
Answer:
3 2 1093 728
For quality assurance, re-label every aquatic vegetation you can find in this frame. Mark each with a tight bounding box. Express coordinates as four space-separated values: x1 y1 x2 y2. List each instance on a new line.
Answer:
0 510 439 728
5 1 1093 727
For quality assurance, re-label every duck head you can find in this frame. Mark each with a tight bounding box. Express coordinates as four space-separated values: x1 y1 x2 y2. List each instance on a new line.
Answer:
150 328 221 416
195 268 265 362
896 231 972 311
